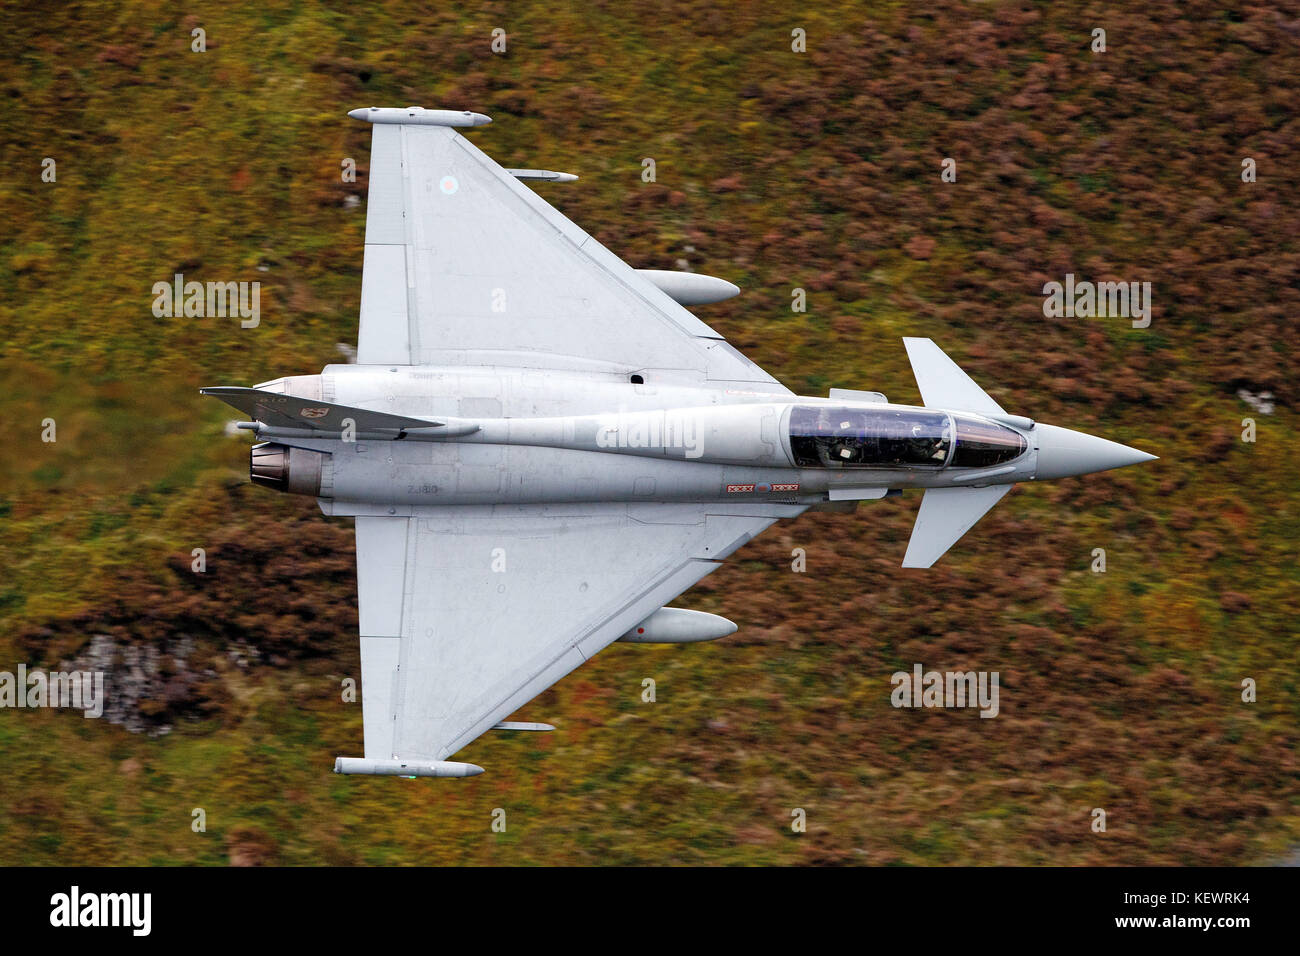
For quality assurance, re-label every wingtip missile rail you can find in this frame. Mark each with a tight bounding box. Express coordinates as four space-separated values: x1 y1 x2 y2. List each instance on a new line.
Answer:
506 168 579 183
491 721 556 732
334 757 484 778
347 106 492 127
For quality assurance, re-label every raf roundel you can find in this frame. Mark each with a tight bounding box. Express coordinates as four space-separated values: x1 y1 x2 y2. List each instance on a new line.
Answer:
439 175 459 195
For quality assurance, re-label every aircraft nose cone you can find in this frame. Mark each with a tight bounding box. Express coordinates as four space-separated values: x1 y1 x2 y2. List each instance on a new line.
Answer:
1034 423 1157 480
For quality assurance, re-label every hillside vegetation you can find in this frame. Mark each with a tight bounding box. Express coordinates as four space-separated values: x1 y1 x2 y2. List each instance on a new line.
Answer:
0 1 1296 864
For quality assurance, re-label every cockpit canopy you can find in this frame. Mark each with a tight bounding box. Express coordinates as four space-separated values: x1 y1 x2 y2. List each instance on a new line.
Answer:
950 415 1028 468
789 406 951 468
788 406 1026 469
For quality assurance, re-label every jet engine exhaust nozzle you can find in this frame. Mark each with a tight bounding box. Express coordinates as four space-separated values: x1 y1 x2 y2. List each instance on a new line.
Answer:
249 442 326 496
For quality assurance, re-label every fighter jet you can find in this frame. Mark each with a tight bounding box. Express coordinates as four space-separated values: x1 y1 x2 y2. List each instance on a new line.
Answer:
202 106 1156 778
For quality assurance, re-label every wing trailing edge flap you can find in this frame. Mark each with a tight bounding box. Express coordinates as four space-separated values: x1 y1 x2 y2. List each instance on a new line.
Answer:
902 484 1013 568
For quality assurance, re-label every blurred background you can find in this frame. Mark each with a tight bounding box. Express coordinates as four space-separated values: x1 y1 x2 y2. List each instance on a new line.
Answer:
0 1 1296 865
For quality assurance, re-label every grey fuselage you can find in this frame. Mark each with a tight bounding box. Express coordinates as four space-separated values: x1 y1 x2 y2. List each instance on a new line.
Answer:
251 364 1040 516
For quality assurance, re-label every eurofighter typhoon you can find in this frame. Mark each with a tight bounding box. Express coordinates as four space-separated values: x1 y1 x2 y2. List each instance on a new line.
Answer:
203 107 1156 778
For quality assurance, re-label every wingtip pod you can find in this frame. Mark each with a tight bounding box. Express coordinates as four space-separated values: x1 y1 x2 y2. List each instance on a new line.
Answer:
347 106 491 127
618 607 738 643
636 270 741 306
334 756 484 778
